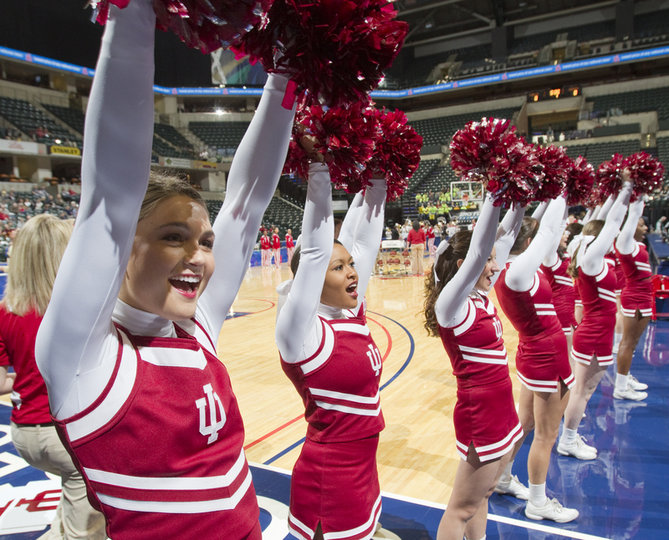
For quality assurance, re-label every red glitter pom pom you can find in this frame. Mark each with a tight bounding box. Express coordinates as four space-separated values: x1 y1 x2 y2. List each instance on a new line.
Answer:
283 98 378 193
596 153 625 201
533 144 571 202
450 118 539 208
367 108 422 201
565 156 596 206
232 0 407 107
625 151 665 201
93 0 271 54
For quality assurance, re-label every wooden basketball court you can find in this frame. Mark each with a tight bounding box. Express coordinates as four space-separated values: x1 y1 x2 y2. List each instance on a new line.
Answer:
221 260 522 506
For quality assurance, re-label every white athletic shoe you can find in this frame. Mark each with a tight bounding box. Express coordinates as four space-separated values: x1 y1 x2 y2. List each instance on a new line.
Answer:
627 374 648 391
525 498 579 523
494 474 529 500
557 436 597 460
613 387 648 401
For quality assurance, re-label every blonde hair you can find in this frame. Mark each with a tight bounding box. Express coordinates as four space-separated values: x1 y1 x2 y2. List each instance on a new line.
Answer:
567 219 604 279
3 214 73 316
140 171 207 222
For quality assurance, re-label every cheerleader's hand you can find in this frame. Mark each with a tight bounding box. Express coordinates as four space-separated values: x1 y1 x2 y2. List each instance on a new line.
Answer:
622 168 632 184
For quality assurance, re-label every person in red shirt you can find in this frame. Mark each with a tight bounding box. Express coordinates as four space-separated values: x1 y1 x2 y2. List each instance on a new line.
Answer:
0 214 105 539
426 221 436 258
260 230 271 266
407 220 426 275
272 226 282 268
285 228 295 264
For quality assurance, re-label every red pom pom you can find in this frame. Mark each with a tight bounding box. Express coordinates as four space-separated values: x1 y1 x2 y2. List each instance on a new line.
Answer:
565 156 595 206
283 99 377 193
450 118 539 208
596 153 625 201
533 144 571 202
232 0 407 107
625 151 665 201
367 108 422 201
94 0 272 54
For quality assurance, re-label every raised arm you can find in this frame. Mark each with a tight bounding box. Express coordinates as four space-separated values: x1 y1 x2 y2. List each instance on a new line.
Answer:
348 178 387 303
276 163 334 363
597 194 616 220
199 74 297 335
492 203 526 278
337 191 364 252
505 196 566 291
615 199 644 255
531 201 548 221
580 182 632 274
36 0 156 416
544 204 569 268
435 194 500 326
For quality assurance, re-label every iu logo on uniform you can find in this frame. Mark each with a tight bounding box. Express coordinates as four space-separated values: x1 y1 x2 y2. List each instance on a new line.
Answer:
366 344 383 376
196 383 226 444
492 317 503 340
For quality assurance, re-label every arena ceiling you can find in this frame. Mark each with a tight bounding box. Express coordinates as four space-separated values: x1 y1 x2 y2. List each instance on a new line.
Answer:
395 0 620 47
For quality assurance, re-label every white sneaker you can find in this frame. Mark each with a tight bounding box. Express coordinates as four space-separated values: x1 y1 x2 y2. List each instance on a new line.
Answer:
494 474 529 500
557 436 597 460
613 387 648 401
628 374 648 391
525 498 579 523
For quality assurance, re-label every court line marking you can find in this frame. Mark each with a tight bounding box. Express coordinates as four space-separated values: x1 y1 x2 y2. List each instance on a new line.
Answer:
250 462 611 540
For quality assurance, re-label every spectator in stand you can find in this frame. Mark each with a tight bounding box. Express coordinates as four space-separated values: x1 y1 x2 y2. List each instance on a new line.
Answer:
407 220 426 276
655 215 667 234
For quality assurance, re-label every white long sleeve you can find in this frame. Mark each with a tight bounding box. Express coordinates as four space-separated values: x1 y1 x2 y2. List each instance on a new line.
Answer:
580 183 632 275
435 194 500 327
597 194 616 220
337 191 364 252
505 197 566 291
198 72 296 335
348 178 386 305
615 199 644 255
36 0 157 416
491 203 526 286
276 164 334 363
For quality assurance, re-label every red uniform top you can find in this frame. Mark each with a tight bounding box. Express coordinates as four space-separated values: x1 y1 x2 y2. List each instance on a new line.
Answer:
271 233 281 249
438 295 508 388
495 266 563 340
407 228 426 245
541 256 577 330
616 242 652 295
260 235 270 250
281 308 385 443
0 305 52 424
55 321 258 540
285 233 294 248
426 227 435 240
604 252 622 292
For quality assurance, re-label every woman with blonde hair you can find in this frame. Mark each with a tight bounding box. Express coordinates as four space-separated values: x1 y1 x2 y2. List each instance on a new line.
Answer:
0 214 106 539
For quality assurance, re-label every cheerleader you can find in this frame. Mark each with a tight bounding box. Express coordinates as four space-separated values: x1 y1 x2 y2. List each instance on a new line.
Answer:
557 180 632 460
613 199 650 400
260 230 272 266
34 1 297 538
494 196 578 523
423 194 524 540
286 228 295 264
275 157 386 540
272 226 282 268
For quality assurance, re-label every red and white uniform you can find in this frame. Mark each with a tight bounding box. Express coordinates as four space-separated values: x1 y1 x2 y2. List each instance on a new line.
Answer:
285 233 294 249
439 293 522 461
605 252 622 294
495 266 574 391
57 319 257 540
260 234 271 266
541 256 577 333
572 262 617 366
616 242 652 317
271 233 281 250
281 308 384 540
0 307 51 424
276 165 387 540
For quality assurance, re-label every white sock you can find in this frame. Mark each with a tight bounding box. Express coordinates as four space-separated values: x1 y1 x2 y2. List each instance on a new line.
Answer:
561 427 578 445
615 372 629 392
528 482 547 507
498 461 514 485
